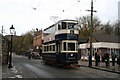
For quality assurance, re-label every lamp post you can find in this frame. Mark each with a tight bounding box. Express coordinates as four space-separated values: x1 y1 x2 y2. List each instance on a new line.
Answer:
8 25 15 68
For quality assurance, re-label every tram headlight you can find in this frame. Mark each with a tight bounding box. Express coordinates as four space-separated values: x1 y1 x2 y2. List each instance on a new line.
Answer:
71 54 73 56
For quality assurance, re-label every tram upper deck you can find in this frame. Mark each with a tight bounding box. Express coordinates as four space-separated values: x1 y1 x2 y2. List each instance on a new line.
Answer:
43 20 79 43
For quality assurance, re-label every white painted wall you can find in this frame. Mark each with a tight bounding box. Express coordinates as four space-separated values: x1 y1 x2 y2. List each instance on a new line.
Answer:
79 42 120 49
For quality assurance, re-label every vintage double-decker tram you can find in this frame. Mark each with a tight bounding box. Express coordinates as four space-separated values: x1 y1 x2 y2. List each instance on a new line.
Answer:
42 20 80 68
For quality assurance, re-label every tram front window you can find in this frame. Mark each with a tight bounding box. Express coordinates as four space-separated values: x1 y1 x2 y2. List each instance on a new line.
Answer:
62 22 66 29
68 23 76 29
68 43 75 51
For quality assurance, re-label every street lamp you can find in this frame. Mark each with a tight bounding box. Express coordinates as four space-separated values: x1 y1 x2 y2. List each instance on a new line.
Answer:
8 25 15 68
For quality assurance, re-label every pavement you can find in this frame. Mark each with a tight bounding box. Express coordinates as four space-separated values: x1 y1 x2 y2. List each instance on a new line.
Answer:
1 55 120 79
78 60 120 74
1 54 23 79
2 65 23 79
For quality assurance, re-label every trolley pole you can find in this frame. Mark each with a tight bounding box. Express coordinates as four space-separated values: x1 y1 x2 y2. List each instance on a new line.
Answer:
89 0 93 67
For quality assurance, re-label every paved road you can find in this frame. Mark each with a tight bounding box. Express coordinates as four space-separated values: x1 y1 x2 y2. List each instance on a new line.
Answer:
2 54 119 79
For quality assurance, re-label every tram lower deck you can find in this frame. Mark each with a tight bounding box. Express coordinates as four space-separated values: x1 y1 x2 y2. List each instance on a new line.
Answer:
42 52 79 65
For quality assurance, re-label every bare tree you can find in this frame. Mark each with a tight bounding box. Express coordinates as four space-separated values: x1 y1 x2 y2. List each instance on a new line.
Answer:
113 21 120 36
76 15 101 38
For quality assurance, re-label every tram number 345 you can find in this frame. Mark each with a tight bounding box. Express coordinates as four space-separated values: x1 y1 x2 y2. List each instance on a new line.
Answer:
68 57 75 59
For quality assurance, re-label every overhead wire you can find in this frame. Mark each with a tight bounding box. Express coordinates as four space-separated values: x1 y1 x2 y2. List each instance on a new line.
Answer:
62 0 81 12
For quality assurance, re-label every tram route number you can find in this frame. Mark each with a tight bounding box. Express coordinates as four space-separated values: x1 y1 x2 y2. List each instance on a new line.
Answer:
68 57 76 59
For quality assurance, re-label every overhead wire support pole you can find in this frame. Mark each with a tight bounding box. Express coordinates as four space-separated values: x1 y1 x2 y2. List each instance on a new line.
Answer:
89 0 93 67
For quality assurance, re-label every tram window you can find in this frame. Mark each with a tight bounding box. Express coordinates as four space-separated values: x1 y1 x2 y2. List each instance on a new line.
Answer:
56 45 58 51
58 24 61 30
51 27 55 33
62 22 66 29
68 43 75 51
46 28 51 35
47 46 49 51
76 43 78 51
49 45 51 51
63 42 66 51
46 46 47 51
44 31 47 36
53 45 55 51
43 46 45 51
68 23 76 29
44 46 46 52
56 44 60 52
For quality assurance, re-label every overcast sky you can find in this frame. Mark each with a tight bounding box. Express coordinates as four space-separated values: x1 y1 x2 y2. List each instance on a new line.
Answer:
0 0 119 35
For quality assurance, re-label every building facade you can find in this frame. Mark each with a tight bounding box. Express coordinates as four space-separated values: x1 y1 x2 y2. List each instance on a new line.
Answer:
33 30 42 51
79 34 120 60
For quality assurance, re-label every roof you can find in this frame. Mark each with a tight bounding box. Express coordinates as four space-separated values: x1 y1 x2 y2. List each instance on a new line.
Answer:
93 34 120 43
78 38 89 44
44 19 78 31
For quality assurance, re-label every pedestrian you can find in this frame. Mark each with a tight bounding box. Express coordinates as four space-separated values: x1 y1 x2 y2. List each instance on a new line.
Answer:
95 52 100 66
95 52 98 66
111 52 116 66
117 56 120 79
117 55 120 65
104 52 110 68
97 54 100 66
102 54 105 62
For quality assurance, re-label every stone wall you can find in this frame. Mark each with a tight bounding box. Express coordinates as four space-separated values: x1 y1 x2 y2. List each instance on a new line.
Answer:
1 35 9 65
